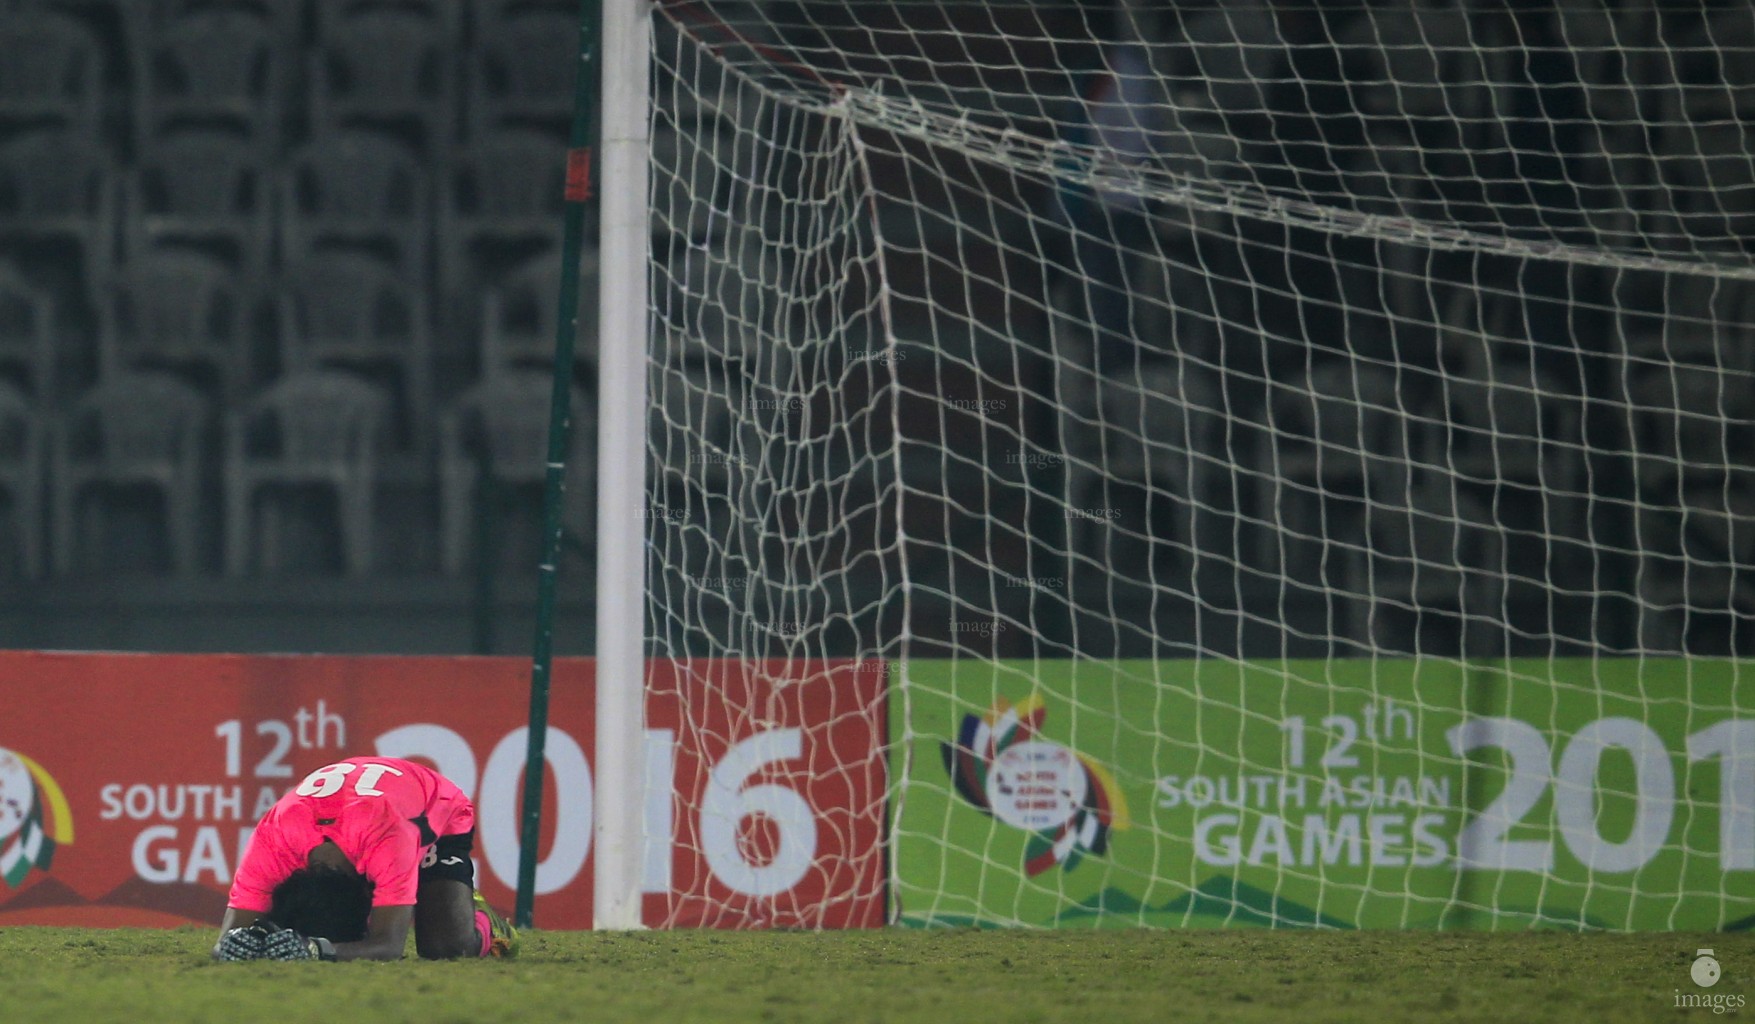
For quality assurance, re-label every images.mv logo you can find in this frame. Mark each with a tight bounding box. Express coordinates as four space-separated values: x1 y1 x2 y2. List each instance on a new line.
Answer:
1676 949 1746 1015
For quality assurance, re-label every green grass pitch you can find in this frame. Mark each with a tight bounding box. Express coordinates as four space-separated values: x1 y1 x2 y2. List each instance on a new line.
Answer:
1 926 1747 1023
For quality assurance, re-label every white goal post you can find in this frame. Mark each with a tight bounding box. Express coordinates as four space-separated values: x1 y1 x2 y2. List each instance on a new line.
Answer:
597 0 1755 931
594 0 653 931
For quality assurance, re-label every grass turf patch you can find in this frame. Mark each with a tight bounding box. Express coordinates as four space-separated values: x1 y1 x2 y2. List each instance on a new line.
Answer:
0 926 1747 1023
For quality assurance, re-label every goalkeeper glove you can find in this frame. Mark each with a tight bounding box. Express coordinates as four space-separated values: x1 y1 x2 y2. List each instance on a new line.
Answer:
254 921 337 962
216 925 268 962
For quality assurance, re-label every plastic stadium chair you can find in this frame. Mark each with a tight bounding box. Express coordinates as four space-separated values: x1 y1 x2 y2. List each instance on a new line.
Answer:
123 128 272 280
51 371 209 575
308 8 457 155
1626 362 1755 647
478 250 598 378
0 379 43 578
468 9 580 138
0 127 118 291
437 368 589 575
441 127 566 292
100 249 253 407
1254 361 1411 569
225 369 389 576
133 8 289 159
0 262 57 401
0 11 105 140
440 128 567 351
276 130 431 285
1357 470 1504 656
276 251 434 452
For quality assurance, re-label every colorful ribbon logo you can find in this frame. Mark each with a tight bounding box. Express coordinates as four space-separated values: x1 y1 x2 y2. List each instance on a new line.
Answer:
941 696 1128 876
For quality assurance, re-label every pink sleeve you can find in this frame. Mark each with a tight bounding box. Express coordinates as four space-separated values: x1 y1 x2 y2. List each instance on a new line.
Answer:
429 778 476 838
228 824 297 912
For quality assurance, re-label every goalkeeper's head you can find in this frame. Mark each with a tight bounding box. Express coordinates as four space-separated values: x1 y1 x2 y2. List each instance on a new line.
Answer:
268 865 376 941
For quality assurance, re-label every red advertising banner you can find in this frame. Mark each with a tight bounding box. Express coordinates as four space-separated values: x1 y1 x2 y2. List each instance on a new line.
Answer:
648 659 890 930
0 652 886 932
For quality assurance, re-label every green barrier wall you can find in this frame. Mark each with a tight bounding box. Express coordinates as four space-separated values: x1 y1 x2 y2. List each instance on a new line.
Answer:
893 658 1753 930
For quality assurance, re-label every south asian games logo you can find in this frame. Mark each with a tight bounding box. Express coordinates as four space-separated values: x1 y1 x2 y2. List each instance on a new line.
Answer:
0 747 73 888
941 696 1129 876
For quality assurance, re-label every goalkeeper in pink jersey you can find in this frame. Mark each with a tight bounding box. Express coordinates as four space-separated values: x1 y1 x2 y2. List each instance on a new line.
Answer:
212 756 517 962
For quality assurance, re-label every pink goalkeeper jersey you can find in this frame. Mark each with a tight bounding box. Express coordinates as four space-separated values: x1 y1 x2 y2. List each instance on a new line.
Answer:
228 757 475 911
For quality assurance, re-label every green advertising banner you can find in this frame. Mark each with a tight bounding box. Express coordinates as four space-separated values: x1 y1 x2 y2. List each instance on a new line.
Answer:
894 658 1754 930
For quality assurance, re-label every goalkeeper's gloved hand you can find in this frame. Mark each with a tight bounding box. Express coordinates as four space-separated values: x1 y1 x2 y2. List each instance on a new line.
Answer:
216 925 269 962
253 921 337 962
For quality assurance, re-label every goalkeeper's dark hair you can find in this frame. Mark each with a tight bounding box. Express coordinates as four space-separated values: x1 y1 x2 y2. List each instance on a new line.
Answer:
267 865 375 941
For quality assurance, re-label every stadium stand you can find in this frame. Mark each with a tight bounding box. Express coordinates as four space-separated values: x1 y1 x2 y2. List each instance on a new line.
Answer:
0 0 1742 663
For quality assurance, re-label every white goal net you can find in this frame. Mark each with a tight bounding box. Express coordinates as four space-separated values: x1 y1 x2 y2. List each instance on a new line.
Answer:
636 1 1755 931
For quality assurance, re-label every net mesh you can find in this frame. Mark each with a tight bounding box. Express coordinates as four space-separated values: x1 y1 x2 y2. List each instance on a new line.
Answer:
638 1 1755 929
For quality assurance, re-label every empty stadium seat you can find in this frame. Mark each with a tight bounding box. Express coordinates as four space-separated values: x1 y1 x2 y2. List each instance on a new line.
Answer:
468 9 579 139
100 248 254 406
0 379 44 577
275 251 435 452
437 367 589 575
51 370 209 575
478 249 598 379
133 8 289 159
307 7 457 155
123 128 273 280
224 368 389 576
0 262 58 401
0 126 118 297
277 130 432 285
0 11 106 142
